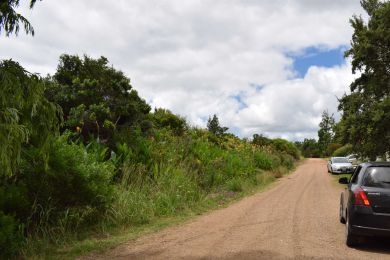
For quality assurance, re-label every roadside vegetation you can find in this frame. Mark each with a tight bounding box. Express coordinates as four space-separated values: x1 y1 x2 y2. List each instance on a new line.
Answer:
0 23 301 259
296 0 390 162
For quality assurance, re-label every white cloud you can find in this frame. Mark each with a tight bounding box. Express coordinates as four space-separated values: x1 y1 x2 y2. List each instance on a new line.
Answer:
0 0 363 140
234 63 356 140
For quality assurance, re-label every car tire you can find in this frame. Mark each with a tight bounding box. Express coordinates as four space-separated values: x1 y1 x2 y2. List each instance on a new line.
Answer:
339 195 346 224
346 213 359 247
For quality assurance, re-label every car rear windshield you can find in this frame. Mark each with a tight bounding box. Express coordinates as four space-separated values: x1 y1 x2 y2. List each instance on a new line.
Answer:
363 167 390 188
332 158 349 163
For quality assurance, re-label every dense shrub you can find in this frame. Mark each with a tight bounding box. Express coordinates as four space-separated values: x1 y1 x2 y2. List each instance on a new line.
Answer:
20 135 114 216
332 144 353 157
0 212 23 258
253 151 274 170
0 134 115 257
271 138 301 159
150 108 187 136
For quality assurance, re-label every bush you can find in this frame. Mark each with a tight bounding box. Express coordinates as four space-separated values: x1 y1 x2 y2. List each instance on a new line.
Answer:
271 139 301 159
17 135 114 232
253 151 274 170
226 178 244 192
332 144 353 157
0 211 24 259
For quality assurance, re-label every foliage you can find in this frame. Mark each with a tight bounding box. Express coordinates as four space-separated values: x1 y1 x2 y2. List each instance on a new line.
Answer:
332 144 353 157
252 134 272 147
0 0 39 36
338 0 390 159
1 57 300 258
271 138 301 159
45 54 151 141
150 108 187 136
207 114 228 136
327 143 342 156
0 59 61 177
317 110 335 156
299 138 321 158
0 211 23 258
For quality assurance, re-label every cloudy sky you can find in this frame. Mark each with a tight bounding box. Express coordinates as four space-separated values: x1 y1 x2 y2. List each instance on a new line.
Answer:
1 0 364 140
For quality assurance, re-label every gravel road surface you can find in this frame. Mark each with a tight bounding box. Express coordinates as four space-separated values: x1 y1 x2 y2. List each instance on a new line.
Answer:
93 159 390 259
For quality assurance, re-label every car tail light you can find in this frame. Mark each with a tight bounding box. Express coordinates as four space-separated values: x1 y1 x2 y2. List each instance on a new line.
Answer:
353 187 370 206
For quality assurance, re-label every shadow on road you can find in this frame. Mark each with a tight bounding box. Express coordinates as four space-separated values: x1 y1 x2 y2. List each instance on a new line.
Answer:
355 237 390 255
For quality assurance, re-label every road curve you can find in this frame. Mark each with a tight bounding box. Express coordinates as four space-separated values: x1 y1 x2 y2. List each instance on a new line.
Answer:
94 159 390 259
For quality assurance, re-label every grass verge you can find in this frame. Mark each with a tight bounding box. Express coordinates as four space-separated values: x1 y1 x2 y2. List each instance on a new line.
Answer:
29 165 298 259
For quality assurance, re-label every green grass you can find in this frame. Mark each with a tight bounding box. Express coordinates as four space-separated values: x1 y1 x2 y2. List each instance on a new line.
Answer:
330 172 352 188
25 167 296 259
16 129 302 259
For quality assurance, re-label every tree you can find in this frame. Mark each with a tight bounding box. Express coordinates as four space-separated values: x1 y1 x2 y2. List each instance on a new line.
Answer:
207 114 228 136
150 108 187 135
300 138 321 158
0 59 61 176
252 133 272 146
45 54 151 141
317 110 335 156
338 0 390 159
0 0 39 36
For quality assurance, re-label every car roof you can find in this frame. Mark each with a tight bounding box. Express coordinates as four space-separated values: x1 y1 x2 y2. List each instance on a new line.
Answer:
360 162 390 167
331 157 347 159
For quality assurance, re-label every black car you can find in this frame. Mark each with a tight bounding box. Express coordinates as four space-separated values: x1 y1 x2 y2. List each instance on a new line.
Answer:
339 162 390 247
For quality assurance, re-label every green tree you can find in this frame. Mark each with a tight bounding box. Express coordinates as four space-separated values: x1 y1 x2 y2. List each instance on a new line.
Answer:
207 114 228 136
0 59 61 177
45 54 151 141
252 133 272 146
339 0 390 159
300 138 321 158
317 110 335 156
0 0 39 36
150 108 187 135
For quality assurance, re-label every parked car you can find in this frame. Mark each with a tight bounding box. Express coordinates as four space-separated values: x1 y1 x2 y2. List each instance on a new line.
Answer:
339 162 390 247
346 154 358 165
327 157 354 174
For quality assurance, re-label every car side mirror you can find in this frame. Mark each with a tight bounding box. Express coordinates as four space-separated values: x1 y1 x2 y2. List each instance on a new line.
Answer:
339 177 349 184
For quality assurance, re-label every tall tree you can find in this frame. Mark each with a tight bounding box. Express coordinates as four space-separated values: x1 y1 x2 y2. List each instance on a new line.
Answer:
45 54 151 141
0 0 39 36
339 0 390 159
317 110 335 156
207 114 228 136
0 60 61 176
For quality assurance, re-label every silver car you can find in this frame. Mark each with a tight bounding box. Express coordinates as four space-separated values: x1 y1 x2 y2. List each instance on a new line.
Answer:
346 154 358 165
327 157 354 174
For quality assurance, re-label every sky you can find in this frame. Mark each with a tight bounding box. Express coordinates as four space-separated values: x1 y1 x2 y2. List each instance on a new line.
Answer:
0 0 364 141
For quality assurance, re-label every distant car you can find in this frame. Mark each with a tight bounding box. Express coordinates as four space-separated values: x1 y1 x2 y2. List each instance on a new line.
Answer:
327 157 354 174
346 154 358 165
339 162 390 246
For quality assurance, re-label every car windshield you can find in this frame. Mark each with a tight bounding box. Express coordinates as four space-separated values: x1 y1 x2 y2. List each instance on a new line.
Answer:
363 167 390 188
332 158 349 163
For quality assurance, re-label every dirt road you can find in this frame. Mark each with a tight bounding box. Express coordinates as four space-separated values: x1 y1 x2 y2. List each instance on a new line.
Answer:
96 159 390 259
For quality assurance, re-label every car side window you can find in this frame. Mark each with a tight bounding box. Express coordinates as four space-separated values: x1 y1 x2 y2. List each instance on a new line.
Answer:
350 166 362 184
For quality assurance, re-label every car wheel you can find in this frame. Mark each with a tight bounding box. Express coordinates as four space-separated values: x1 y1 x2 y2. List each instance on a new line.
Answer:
346 213 359 247
339 195 346 224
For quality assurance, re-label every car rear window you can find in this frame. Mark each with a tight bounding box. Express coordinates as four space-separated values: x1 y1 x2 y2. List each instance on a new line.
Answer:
332 158 349 163
363 167 390 188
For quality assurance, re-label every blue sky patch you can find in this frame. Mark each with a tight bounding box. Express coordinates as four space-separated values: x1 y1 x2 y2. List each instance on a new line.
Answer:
289 46 347 78
230 94 248 110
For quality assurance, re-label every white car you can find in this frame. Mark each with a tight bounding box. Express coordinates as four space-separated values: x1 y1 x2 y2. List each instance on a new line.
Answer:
346 154 358 165
327 157 354 174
